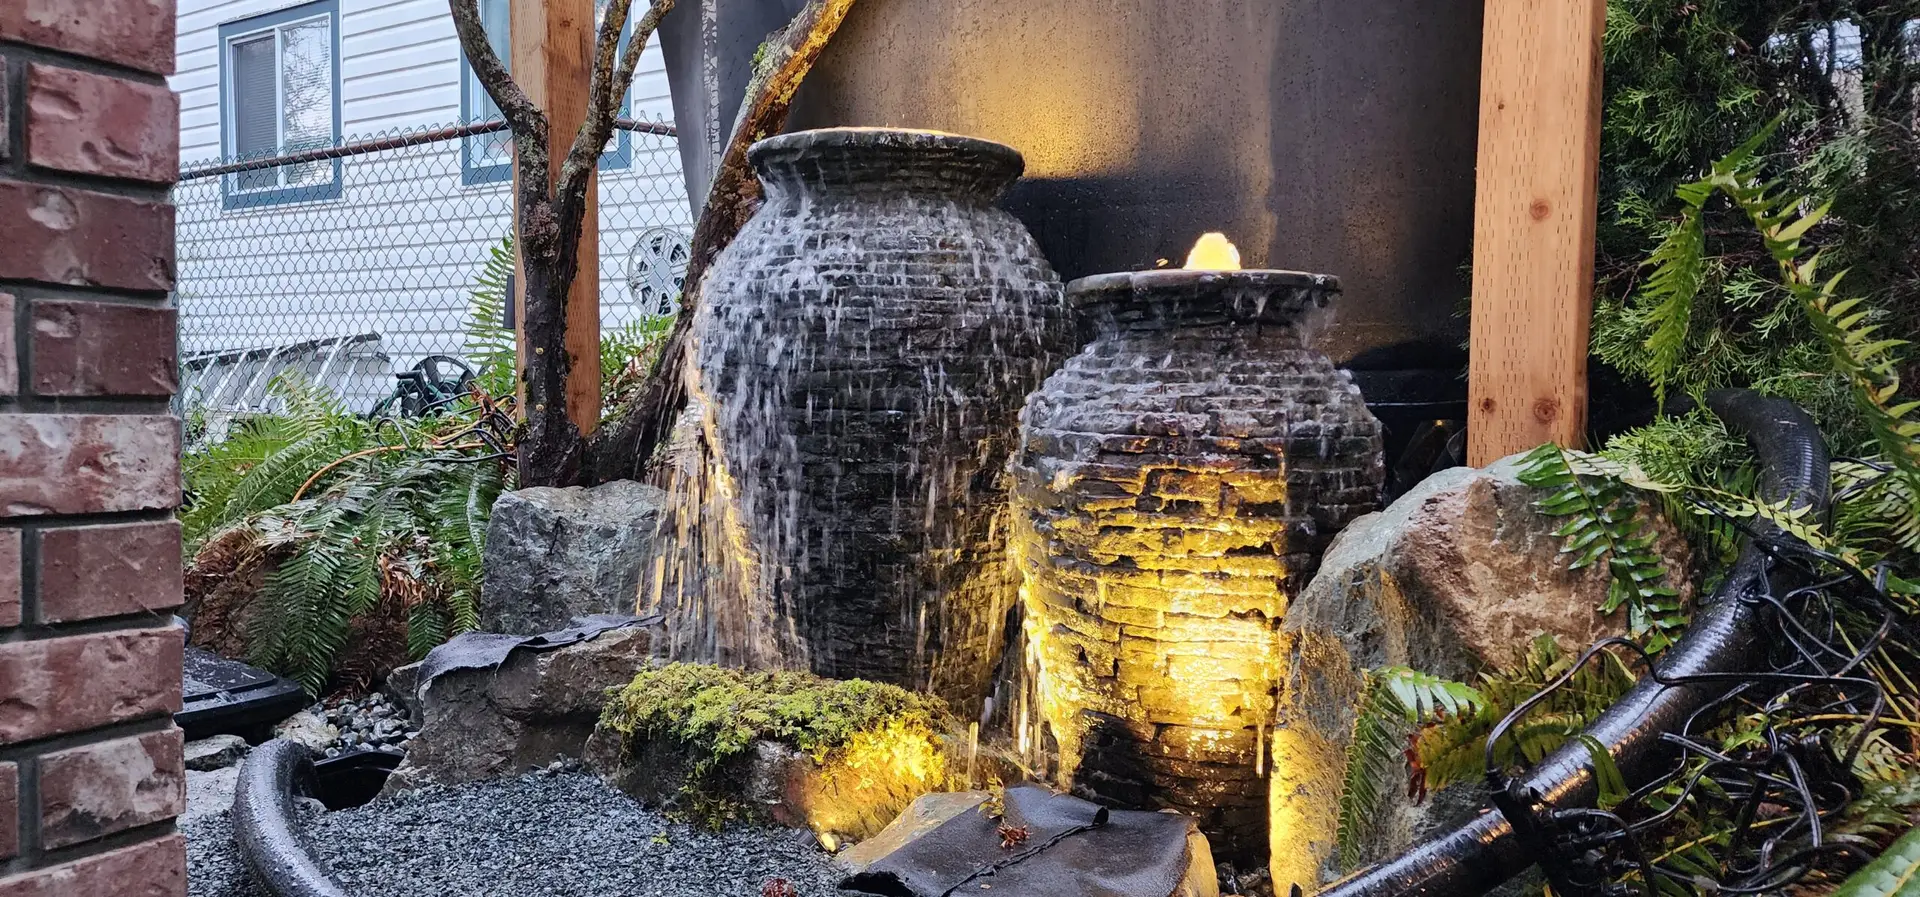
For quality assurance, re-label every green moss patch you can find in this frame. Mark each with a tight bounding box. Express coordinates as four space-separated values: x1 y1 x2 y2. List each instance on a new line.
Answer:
598 663 957 831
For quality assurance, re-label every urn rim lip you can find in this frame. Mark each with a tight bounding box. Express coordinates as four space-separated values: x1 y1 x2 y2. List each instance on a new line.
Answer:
749 127 1025 173
1064 268 1341 306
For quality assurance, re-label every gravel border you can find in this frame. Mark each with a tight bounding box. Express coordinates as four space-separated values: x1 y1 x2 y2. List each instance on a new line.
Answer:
186 768 848 897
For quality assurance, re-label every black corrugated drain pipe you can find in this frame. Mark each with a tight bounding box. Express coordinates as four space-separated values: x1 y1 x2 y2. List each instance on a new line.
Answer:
1307 389 1831 897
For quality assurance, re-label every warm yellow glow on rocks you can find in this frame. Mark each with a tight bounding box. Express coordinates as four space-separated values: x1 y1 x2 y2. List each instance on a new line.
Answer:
1183 232 1243 270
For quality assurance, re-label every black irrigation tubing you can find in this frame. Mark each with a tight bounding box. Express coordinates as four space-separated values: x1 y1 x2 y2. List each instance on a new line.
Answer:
1311 389 1841 897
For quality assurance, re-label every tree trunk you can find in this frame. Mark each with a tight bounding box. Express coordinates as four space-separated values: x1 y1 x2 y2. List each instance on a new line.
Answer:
583 0 858 484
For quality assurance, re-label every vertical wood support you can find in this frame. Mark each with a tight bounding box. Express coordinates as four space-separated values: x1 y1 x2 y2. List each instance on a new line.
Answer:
512 0 603 431
1465 0 1606 465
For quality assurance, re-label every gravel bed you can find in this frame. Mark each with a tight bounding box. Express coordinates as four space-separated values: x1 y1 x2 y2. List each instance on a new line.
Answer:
185 767 849 897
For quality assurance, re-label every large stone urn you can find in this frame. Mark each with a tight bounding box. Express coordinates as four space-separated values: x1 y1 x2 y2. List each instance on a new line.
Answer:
689 128 1068 712
1009 268 1384 859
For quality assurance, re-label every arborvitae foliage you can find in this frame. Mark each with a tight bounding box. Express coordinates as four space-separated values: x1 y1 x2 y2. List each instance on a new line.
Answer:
1597 2 1920 397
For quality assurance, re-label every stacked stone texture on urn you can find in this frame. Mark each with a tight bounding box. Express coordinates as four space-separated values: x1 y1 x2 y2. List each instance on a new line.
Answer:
685 128 1069 711
1010 269 1384 860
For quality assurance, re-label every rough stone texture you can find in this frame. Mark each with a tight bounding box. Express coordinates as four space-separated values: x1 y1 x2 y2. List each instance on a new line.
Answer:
31 299 178 396
0 414 180 516
1266 454 1694 891
583 729 940 844
0 833 185 897
183 735 248 772
181 765 239 827
269 710 337 756
0 56 8 162
0 0 177 75
676 129 1070 711
837 790 991 870
1010 270 1382 862
0 763 16 861
38 728 185 849
0 626 182 743
0 529 19 628
36 520 182 622
384 626 657 793
25 65 179 183
0 181 174 292
480 481 666 635
383 660 423 725
0 293 15 397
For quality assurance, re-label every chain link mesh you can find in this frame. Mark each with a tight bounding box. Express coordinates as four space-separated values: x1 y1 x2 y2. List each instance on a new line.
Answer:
173 118 692 417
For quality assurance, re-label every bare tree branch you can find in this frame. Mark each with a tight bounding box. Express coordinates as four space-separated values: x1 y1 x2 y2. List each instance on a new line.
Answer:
584 0 858 484
559 0 675 214
449 0 551 192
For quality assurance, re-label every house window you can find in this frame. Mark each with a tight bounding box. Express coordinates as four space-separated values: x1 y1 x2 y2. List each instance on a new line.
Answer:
219 0 342 209
461 0 633 186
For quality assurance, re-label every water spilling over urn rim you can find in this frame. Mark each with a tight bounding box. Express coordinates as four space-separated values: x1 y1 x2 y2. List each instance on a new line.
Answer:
748 127 1028 198
1066 268 1344 333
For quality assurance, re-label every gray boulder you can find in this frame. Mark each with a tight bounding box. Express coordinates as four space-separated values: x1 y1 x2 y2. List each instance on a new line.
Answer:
480 480 666 635
184 734 250 772
382 626 657 794
1267 453 1694 893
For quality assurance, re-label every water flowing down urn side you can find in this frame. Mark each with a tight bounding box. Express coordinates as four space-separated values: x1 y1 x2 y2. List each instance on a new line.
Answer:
681 128 1069 712
1009 269 1385 861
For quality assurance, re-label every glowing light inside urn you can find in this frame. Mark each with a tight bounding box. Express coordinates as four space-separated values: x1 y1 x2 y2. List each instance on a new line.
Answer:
1008 234 1385 861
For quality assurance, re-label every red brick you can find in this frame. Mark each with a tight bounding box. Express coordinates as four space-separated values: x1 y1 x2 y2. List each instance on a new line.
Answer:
0 530 18 628
0 627 182 745
0 833 184 897
0 293 15 397
0 55 8 162
38 728 184 849
37 521 182 623
0 415 180 518
0 0 176 77
0 763 16 861
25 65 179 184
31 300 178 397
0 181 174 292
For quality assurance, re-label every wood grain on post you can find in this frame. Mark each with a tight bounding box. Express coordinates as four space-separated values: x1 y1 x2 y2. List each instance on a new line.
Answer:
1465 0 1606 465
512 0 602 432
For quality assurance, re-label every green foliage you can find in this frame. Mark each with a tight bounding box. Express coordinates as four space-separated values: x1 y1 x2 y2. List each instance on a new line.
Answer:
1831 825 1920 897
183 375 509 694
1336 638 1639 867
599 664 955 827
464 236 519 402
1518 444 1687 650
462 233 676 422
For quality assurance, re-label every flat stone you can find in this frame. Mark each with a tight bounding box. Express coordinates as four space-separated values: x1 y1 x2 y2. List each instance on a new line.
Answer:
183 735 248 772
837 790 990 871
270 710 337 757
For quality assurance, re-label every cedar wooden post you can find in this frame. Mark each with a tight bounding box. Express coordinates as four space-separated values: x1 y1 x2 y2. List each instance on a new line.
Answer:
1465 0 1606 465
512 0 603 431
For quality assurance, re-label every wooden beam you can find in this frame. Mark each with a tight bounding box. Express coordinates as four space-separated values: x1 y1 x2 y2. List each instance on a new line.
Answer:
512 0 602 432
1465 0 1606 465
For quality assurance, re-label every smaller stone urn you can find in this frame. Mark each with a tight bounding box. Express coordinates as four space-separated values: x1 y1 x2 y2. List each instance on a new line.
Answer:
1009 265 1384 860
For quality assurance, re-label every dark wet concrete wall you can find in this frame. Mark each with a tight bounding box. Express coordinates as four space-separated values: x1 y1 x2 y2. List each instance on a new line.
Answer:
661 0 1482 378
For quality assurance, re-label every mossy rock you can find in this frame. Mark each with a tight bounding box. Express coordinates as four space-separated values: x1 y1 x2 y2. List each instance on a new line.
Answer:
585 663 958 841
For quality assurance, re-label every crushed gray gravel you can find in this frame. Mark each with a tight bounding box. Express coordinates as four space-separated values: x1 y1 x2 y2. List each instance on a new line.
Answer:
185 768 849 897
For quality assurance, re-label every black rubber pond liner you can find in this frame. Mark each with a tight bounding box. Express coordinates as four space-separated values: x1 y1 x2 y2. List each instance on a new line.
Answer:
311 749 402 811
1309 389 1831 897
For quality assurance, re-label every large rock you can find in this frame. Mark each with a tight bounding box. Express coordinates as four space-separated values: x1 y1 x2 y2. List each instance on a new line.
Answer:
480 481 666 635
382 626 656 794
1267 453 1694 893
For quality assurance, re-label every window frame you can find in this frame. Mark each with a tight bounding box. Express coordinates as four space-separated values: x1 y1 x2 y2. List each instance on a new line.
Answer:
218 0 344 210
459 0 633 186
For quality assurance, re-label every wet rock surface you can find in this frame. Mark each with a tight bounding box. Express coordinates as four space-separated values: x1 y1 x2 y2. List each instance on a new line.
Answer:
1267 452 1694 891
314 691 417 759
481 481 666 635
183 768 845 897
384 626 656 793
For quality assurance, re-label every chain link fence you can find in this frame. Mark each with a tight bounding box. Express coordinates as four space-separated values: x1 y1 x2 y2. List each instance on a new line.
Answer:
173 118 692 419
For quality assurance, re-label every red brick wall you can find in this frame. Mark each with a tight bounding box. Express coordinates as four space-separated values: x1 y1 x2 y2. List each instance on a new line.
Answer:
0 0 187 892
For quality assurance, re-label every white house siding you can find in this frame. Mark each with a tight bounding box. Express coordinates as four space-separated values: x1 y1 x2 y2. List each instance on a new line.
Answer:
172 0 690 412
